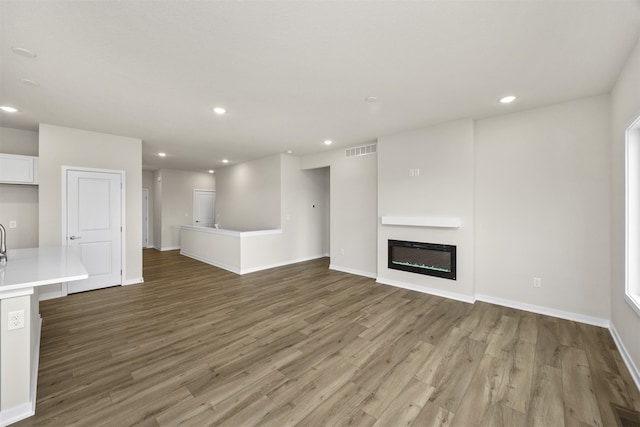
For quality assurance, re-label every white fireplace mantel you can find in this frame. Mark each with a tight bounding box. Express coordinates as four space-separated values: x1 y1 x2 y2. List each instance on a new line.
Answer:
380 216 461 228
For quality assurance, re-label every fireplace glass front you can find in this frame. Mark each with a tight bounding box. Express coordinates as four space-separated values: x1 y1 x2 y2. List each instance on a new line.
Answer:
388 240 456 280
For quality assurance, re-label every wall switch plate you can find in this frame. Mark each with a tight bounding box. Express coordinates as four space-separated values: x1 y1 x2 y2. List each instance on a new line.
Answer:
9 220 16 228
533 277 542 288
8 310 25 330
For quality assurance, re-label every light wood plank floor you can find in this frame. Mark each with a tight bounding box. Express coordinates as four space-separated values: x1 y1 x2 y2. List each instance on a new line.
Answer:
15 249 640 426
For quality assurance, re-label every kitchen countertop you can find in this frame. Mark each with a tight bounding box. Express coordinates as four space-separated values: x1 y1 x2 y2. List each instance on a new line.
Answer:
0 246 88 295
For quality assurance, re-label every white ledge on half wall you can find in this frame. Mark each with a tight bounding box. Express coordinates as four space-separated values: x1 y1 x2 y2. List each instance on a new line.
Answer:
380 216 461 228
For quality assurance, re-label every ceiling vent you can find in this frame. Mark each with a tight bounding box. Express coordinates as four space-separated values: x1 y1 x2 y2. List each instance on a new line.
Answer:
345 143 377 158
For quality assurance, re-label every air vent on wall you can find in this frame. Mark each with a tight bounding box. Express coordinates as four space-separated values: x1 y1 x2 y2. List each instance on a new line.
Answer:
345 143 377 158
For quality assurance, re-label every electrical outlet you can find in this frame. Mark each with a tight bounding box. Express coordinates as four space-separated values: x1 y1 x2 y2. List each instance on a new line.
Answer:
8 310 25 330
533 277 542 288
9 220 16 228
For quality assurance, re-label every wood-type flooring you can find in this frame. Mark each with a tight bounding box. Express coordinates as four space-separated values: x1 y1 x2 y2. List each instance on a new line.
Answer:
14 249 640 426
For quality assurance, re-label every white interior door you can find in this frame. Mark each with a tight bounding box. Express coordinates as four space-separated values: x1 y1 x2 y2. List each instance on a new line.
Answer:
66 169 122 294
193 190 216 227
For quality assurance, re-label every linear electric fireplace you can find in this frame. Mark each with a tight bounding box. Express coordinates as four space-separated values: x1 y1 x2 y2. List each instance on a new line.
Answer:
388 240 456 280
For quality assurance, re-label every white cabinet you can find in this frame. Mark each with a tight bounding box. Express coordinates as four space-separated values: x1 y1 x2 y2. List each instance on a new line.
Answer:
0 153 39 184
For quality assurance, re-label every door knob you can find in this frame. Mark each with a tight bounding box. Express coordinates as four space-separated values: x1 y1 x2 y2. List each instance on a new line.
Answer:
69 236 82 240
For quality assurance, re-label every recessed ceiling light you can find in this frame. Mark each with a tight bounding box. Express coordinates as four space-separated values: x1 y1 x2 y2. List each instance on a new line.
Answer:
0 106 19 113
158 152 167 157
222 159 229 163
287 150 293 154
20 78 40 87
324 140 333 145
208 170 215 174
213 107 226 115
499 95 517 104
365 96 378 103
11 47 37 58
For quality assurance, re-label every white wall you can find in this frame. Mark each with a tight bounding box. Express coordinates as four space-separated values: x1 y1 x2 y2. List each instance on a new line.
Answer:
611 37 640 384
215 155 281 230
0 127 38 156
153 169 215 250
153 169 162 250
211 154 328 267
475 95 611 321
377 119 475 301
0 127 39 249
38 124 142 297
302 147 378 277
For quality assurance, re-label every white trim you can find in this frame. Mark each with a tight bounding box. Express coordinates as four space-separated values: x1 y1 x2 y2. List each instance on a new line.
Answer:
125 278 144 286
121 172 127 286
376 276 475 304
0 402 34 427
180 225 282 237
329 264 377 279
0 287 34 299
625 114 640 318
475 294 609 328
142 187 149 248
180 250 326 276
30 316 42 418
381 216 461 228
159 246 181 251
609 322 640 392
239 255 326 275
181 250 241 274
624 294 640 318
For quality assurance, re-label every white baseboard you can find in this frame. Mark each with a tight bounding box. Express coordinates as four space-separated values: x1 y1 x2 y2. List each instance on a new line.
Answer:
240 255 326 275
475 294 610 328
180 250 241 274
376 276 476 304
0 402 34 427
125 278 144 286
159 246 180 251
609 322 640 392
329 264 376 279
181 251 327 275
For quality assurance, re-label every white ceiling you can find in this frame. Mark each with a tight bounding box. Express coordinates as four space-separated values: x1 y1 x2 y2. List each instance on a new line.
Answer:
1 1 639 172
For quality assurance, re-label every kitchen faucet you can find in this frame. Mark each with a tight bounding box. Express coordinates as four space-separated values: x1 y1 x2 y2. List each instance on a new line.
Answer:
0 224 6 264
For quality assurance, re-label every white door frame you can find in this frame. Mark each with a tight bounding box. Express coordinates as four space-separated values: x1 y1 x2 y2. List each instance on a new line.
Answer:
61 166 126 295
142 187 149 248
